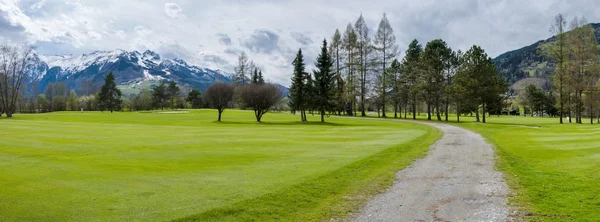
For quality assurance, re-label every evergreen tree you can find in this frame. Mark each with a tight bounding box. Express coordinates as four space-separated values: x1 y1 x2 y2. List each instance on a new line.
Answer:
258 70 265 85
454 45 506 123
167 81 180 109
67 89 78 111
313 39 336 122
252 68 259 84
97 72 122 113
186 88 203 108
305 73 315 115
288 49 307 122
151 82 168 110
444 50 462 121
400 40 423 119
422 39 452 121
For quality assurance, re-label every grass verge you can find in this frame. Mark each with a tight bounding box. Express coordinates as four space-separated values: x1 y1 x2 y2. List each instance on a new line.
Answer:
176 125 441 221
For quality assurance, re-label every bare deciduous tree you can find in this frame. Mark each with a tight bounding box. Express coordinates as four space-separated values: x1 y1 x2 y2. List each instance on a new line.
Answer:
238 83 282 122
0 43 32 117
205 82 235 122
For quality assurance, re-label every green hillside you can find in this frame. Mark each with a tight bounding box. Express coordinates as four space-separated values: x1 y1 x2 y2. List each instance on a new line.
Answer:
493 23 600 84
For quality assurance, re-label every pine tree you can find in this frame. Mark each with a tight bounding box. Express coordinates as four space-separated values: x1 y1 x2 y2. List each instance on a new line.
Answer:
313 39 336 122
186 88 203 108
258 70 265 85
444 50 461 121
305 73 315 115
252 68 259 84
454 45 505 123
98 72 122 113
167 81 180 109
401 40 423 119
289 49 307 122
422 39 452 121
151 82 167 110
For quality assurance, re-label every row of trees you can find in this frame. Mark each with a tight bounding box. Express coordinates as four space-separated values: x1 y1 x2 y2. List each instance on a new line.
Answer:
542 14 600 124
289 14 506 123
0 39 283 121
6 71 210 114
204 67 282 122
520 84 558 117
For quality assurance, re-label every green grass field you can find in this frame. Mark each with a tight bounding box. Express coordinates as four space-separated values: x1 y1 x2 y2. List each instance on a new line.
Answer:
0 110 440 221
398 113 600 221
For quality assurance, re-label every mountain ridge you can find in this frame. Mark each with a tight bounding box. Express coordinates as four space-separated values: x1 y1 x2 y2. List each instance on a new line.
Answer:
24 49 273 96
493 23 600 84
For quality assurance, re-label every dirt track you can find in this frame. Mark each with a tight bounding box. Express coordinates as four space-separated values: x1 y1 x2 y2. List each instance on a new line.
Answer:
352 122 509 222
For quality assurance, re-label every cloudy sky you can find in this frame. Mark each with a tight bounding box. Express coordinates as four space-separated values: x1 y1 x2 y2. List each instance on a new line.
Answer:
1 0 599 85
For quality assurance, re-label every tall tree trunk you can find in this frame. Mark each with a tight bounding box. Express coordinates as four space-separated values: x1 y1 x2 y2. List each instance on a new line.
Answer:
482 103 486 123
475 105 480 122
412 100 416 120
436 102 441 121
404 102 407 119
457 103 460 122
445 100 449 121
559 82 564 124
218 110 222 122
427 103 431 120
394 102 398 118
320 108 325 122
568 93 572 123
590 104 593 124
361 91 366 117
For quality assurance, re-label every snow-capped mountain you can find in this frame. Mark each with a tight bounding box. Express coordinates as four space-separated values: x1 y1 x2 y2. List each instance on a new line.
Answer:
26 49 232 94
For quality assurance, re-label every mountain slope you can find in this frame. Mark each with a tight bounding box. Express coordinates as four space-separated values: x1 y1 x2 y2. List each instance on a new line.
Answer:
26 50 232 95
493 23 600 83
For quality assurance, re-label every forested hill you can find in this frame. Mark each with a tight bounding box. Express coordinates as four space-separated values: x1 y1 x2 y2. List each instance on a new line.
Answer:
493 23 600 84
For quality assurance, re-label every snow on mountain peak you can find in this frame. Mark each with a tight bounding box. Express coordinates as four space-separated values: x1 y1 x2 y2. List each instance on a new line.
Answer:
142 50 161 64
28 49 238 91
40 50 127 73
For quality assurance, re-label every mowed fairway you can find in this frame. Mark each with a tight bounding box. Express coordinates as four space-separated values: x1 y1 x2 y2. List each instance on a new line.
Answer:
0 110 439 221
410 115 600 221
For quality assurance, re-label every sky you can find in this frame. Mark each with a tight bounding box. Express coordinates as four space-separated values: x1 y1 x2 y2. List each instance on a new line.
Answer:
1 0 600 85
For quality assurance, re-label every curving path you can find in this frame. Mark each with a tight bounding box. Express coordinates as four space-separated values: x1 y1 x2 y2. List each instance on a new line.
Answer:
352 121 509 222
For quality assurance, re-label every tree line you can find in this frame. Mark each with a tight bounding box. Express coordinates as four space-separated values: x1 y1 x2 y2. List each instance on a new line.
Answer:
0 42 285 122
204 58 283 122
0 68 207 115
288 14 506 123
541 14 600 124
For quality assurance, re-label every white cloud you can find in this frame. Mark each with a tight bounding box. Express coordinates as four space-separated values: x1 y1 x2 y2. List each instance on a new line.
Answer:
2 0 600 86
164 2 183 19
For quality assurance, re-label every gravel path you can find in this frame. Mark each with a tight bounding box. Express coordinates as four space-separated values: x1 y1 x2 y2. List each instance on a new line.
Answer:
352 121 509 222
